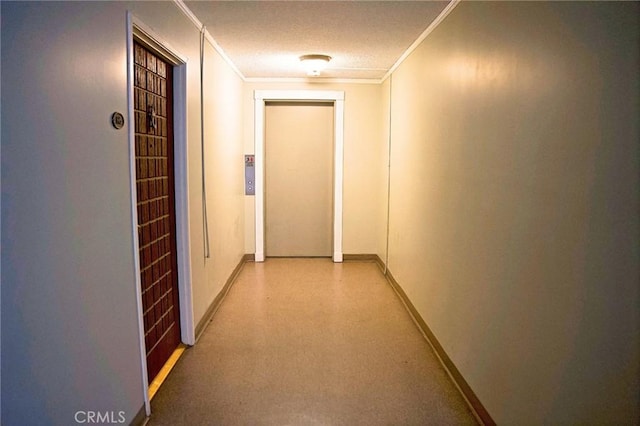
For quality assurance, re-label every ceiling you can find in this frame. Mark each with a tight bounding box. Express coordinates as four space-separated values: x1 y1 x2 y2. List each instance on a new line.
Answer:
183 1 451 81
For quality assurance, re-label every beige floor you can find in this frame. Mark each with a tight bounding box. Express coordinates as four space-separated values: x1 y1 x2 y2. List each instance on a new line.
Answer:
148 258 477 425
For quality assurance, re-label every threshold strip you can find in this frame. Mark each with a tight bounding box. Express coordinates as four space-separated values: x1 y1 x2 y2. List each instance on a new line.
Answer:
148 343 187 401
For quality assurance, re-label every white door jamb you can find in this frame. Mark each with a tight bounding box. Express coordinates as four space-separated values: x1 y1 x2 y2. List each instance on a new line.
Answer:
253 90 345 263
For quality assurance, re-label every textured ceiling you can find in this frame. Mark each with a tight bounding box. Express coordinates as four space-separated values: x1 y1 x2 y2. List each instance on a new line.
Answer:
184 1 450 80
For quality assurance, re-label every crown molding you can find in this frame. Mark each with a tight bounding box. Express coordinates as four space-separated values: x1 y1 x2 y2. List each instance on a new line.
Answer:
382 0 461 82
175 0 460 85
245 77 383 85
173 0 246 81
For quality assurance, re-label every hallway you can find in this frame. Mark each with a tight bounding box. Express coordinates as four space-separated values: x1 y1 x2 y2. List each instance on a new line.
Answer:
148 258 477 425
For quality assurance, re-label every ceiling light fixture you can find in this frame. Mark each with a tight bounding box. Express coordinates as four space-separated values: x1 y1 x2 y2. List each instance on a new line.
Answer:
299 54 332 77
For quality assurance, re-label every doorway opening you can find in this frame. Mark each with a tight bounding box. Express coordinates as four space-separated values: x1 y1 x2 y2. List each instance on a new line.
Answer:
254 90 345 262
132 38 182 385
127 13 194 415
265 101 334 257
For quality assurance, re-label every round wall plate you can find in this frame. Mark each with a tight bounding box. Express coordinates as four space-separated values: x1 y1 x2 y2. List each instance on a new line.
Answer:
111 112 125 129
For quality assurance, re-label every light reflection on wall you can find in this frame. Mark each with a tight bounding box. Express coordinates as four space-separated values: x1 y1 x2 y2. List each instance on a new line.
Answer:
444 54 547 94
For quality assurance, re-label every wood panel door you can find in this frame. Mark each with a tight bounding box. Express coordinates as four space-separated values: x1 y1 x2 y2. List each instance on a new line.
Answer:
265 102 334 257
133 41 181 384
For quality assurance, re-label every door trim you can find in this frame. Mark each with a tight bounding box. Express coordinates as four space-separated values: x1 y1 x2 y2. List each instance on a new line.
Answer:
126 12 195 416
254 90 345 262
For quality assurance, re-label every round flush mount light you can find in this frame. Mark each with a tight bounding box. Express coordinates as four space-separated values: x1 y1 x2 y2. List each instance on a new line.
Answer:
299 54 332 77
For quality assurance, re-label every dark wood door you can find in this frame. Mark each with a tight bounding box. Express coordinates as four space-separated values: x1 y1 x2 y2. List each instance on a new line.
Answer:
133 41 181 384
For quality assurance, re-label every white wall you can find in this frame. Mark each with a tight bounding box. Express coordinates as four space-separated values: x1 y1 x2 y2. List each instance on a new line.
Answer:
195 32 245 327
386 2 639 423
1 1 245 424
243 82 384 257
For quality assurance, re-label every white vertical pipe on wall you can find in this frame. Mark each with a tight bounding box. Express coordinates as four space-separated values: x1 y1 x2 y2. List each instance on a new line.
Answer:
200 25 211 259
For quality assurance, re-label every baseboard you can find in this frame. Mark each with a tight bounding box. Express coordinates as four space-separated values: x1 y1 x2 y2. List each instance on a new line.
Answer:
129 404 147 426
383 267 496 426
342 253 385 271
194 254 253 342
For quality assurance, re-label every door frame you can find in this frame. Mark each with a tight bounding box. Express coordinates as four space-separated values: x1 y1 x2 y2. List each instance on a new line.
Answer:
254 90 345 262
126 12 195 415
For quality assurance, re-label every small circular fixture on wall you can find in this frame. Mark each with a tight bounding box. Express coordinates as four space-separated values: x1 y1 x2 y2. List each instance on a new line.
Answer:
299 54 332 77
111 112 125 129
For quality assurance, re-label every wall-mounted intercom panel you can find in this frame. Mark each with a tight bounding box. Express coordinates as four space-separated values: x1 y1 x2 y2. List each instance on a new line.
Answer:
245 155 255 195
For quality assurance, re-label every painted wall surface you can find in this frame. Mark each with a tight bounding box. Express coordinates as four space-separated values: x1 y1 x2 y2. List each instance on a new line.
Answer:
243 82 384 257
387 2 639 423
1 1 245 424
197 35 245 328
